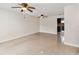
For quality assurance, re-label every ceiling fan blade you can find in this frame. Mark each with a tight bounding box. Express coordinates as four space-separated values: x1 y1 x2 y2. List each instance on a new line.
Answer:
11 7 21 8
28 7 35 9
19 3 28 7
27 8 33 12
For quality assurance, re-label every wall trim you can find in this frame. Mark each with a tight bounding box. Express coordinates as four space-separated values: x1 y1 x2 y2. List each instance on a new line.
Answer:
39 31 57 35
0 32 39 43
0 32 57 43
64 42 79 48
39 32 57 35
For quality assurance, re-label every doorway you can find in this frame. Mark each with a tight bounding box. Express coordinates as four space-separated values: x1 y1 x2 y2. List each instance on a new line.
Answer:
57 18 64 43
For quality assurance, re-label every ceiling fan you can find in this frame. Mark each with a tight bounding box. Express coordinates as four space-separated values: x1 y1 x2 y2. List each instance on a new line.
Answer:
11 3 35 12
37 14 48 19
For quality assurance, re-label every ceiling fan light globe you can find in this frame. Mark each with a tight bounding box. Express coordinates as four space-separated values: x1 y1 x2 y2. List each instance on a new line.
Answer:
21 7 27 11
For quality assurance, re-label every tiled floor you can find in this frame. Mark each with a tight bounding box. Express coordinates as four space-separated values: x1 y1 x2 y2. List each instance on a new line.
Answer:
0 32 79 55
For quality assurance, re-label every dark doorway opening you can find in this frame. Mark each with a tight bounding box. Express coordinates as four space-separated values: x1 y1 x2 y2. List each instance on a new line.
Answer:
57 18 64 43
57 18 64 33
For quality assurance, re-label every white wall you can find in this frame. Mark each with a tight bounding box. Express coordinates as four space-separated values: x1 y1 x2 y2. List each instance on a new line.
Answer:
57 15 64 18
40 16 57 34
64 4 79 47
0 8 58 42
0 9 39 42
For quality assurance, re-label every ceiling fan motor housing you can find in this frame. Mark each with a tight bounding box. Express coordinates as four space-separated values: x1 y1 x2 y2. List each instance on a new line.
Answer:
21 3 28 7
41 14 44 16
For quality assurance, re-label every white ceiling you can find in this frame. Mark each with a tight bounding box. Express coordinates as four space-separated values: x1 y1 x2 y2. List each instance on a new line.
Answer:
0 3 76 17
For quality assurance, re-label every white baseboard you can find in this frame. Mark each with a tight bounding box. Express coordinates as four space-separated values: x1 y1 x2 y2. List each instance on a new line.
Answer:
0 32 57 43
39 31 57 35
0 32 39 43
64 42 79 48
